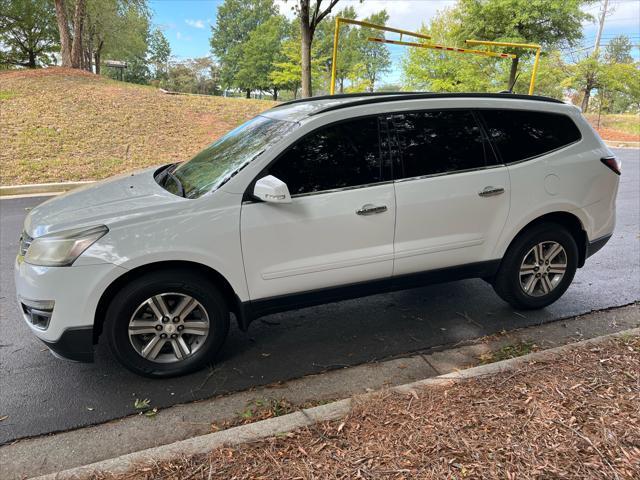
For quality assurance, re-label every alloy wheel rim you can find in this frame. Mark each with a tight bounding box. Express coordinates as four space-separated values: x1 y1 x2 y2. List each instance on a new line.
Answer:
128 293 210 363
519 241 568 297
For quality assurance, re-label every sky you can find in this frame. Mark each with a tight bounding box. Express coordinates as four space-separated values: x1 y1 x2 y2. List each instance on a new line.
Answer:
150 0 640 83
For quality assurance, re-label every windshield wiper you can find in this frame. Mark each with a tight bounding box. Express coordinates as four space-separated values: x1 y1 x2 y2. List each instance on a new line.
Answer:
165 169 185 197
157 164 185 197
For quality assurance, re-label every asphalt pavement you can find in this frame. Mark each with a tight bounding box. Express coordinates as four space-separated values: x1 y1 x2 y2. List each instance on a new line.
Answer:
0 148 638 444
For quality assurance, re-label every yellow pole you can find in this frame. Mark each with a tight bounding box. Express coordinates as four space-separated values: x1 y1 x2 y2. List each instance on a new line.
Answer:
465 39 540 50
330 17 431 95
330 17 340 95
528 46 541 95
337 17 431 41
465 40 542 95
369 37 516 59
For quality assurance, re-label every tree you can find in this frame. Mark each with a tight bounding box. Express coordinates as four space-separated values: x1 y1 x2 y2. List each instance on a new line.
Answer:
402 10 500 93
314 6 358 93
604 35 634 64
271 20 323 97
453 0 593 90
353 10 391 92
52 0 149 72
53 0 76 67
0 0 59 68
161 57 221 95
570 35 639 113
149 28 171 80
290 0 342 97
236 15 287 99
210 0 277 97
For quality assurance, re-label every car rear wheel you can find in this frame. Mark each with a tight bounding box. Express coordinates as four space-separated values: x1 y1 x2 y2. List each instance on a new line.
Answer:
493 223 578 310
105 269 229 378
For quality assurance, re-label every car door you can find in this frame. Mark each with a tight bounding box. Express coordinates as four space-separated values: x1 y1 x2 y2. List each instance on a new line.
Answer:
240 115 396 301
390 109 511 276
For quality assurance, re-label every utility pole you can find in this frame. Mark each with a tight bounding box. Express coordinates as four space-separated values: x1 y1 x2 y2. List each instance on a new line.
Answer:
582 0 610 112
593 0 609 56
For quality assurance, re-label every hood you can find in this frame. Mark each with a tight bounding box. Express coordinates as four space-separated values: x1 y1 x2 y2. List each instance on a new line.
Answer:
25 166 185 237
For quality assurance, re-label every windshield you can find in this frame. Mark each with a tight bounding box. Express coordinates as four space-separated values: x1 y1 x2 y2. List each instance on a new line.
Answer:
164 115 296 198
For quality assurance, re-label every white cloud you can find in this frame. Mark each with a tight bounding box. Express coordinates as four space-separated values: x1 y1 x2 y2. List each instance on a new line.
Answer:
185 19 205 29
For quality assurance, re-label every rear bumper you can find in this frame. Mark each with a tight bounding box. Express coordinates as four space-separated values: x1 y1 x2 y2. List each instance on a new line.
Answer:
586 233 613 259
41 327 94 362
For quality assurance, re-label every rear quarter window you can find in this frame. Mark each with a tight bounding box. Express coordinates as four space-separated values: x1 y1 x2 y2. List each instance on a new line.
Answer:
479 109 582 164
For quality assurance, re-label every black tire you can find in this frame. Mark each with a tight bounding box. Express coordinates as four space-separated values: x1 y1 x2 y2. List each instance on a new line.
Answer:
105 269 229 378
493 223 579 310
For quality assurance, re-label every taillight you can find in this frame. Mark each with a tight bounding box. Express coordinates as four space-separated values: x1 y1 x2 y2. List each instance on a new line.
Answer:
601 156 621 175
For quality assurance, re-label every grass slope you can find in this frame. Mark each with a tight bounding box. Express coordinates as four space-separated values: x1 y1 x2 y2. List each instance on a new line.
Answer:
0 68 277 185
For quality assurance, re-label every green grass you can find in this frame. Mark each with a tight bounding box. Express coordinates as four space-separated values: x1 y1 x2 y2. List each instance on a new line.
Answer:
0 90 16 100
479 341 538 365
602 114 640 136
0 68 277 185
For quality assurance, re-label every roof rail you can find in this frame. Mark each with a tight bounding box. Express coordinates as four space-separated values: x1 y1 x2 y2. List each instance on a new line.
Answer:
307 92 564 116
270 91 429 109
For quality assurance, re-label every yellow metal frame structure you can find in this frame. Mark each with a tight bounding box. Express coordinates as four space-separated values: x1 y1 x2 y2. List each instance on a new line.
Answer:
465 40 542 95
329 16 543 95
330 17 431 95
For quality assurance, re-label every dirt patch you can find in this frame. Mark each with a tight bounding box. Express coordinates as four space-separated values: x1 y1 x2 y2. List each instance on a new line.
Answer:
593 127 640 142
585 114 640 142
100 335 639 480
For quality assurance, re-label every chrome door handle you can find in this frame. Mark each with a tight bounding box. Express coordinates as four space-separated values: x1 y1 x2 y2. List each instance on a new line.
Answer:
356 204 387 216
479 186 505 197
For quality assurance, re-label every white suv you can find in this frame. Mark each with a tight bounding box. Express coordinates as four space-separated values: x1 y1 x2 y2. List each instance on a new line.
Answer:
15 93 620 377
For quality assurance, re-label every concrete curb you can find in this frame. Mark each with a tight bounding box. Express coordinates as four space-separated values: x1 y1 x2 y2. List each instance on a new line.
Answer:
0 181 95 197
34 326 640 480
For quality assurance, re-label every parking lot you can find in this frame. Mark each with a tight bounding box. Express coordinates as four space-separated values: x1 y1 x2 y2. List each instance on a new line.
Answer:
0 148 638 445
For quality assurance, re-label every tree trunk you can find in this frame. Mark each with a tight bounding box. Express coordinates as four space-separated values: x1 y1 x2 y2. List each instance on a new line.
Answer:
246 89 251 99
94 40 103 75
581 87 592 112
70 0 86 69
300 23 313 98
84 35 92 72
507 56 519 91
54 0 72 67
27 50 36 68
272 88 278 101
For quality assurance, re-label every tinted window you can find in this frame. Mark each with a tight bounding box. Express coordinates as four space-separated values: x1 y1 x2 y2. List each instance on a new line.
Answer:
269 116 385 195
480 110 581 163
391 110 493 179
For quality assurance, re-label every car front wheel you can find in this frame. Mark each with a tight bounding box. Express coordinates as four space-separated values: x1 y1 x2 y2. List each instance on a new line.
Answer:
493 223 579 310
105 269 229 378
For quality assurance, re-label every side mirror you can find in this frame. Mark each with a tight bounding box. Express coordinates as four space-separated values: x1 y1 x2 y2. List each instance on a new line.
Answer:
253 175 292 204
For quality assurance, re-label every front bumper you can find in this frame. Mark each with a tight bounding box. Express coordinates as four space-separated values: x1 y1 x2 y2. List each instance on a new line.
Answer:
15 258 127 362
41 326 94 362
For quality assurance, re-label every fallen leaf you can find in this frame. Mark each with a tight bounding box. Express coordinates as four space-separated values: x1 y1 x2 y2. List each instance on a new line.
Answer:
134 398 151 410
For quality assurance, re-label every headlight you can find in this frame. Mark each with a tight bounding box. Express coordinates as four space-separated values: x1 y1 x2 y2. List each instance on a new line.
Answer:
24 225 109 267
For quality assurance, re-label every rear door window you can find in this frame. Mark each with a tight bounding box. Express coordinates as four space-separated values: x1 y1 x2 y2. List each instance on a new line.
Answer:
390 110 496 180
479 109 582 163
